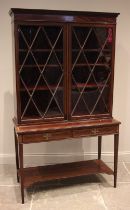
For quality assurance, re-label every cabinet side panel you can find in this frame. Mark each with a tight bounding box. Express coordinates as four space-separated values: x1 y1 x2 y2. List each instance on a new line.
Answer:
109 25 117 117
11 22 17 122
12 23 21 124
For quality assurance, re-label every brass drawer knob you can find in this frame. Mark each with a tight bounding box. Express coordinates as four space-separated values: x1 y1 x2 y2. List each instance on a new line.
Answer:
42 133 52 140
43 133 48 140
91 129 97 134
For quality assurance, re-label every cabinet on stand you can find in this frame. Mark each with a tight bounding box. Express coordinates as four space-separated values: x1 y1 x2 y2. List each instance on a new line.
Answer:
9 8 120 203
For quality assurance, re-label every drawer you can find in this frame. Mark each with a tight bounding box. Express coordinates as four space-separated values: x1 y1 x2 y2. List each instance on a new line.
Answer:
22 130 72 143
73 125 119 138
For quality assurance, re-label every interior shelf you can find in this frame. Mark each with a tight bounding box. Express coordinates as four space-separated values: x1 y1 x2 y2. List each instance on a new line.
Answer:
19 63 109 69
72 49 111 52
20 83 108 91
21 159 114 187
19 49 111 52
20 85 63 91
73 63 110 67
72 83 109 89
19 49 63 52
19 64 63 68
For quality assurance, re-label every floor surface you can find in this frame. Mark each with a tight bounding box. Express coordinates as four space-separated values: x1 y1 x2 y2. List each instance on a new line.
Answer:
0 161 130 210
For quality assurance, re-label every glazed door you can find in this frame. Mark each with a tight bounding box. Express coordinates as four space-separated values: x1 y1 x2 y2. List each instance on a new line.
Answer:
70 24 115 120
17 23 67 123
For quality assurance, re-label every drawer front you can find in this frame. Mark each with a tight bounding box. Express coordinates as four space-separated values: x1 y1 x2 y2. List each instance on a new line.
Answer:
73 125 119 138
22 130 72 143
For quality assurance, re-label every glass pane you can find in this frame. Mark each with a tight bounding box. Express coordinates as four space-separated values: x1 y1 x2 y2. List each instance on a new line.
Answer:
18 25 64 120
71 26 112 117
92 87 109 114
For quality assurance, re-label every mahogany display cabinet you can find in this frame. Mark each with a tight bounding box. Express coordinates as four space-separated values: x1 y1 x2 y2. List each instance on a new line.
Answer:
9 8 120 203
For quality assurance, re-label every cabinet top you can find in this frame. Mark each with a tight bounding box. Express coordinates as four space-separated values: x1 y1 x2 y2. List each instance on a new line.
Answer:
9 8 119 17
9 8 119 24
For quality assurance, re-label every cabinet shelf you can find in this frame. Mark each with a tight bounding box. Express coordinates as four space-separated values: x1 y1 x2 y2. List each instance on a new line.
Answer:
20 83 108 92
20 159 113 188
19 63 109 68
19 64 109 69
74 63 110 67
20 85 63 91
19 49 111 53
72 49 111 52
19 64 63 68
19 49 63 52
72 83 109 89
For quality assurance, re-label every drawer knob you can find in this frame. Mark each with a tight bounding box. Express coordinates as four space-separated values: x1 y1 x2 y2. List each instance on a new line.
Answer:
92 129 97 134
43 134 48 140
42 133 52 140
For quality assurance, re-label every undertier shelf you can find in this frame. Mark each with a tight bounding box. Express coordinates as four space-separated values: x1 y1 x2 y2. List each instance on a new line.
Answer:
21 159 114 187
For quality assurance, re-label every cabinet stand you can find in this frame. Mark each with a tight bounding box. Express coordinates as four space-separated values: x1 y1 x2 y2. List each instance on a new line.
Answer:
14 119 120 203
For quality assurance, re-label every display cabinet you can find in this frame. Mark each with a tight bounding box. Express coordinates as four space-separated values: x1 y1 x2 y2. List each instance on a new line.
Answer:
9 8 120 203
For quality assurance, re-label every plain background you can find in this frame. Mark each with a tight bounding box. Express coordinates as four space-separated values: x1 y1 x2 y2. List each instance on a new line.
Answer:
0 0 130 165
